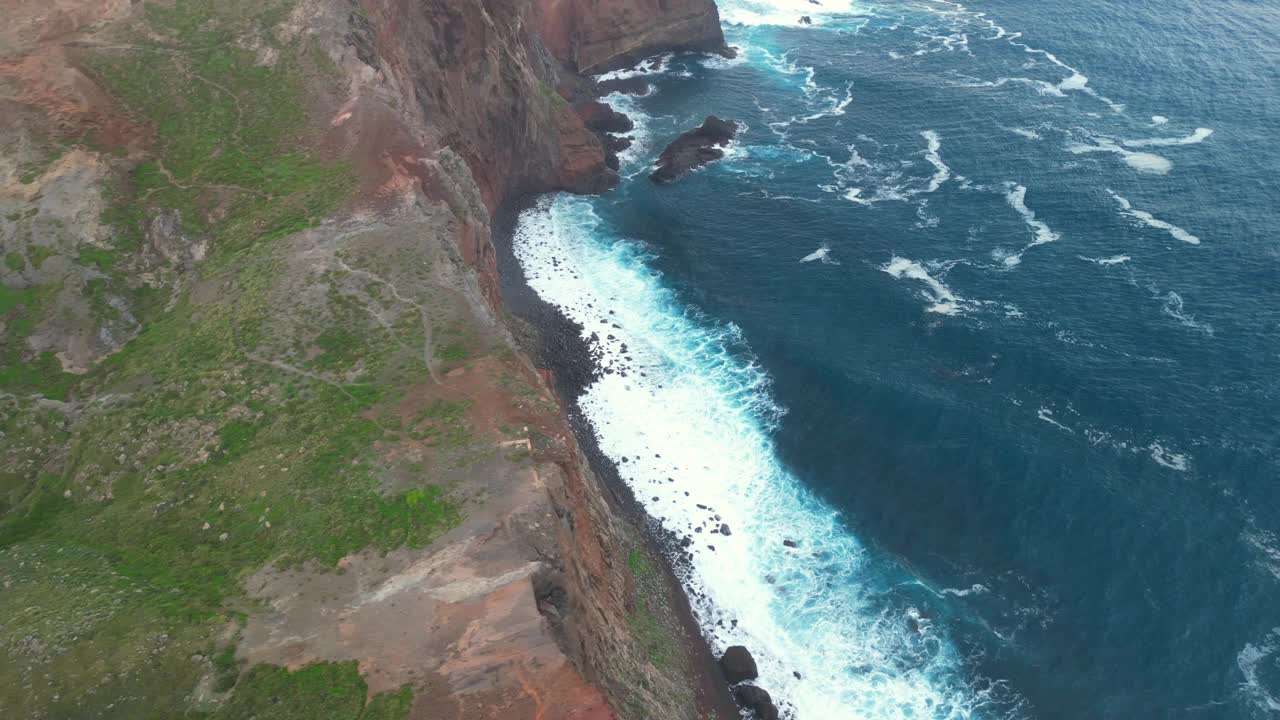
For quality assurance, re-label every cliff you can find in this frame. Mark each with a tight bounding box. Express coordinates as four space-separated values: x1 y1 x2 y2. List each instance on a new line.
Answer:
537 0 727 73
0 1 728 720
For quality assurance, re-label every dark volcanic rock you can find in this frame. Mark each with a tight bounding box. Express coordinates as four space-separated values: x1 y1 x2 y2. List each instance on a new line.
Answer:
650 115 738 184
720 645 759 683
783 539 799 548
737 681 783 717
735 685 781 720
575 100 635 133
603 133 632 154
734 684 772 707
596 76 652 96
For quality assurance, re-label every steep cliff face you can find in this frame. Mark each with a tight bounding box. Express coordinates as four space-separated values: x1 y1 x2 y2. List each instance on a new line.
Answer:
0 1 727 719
316 2 732 716
361 0 615 208
537 0 727 73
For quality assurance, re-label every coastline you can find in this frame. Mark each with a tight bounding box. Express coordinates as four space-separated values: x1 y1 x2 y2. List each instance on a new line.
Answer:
492 195 740 720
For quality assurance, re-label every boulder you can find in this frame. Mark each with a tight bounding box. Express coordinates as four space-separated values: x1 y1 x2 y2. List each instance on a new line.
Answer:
734 686 781 720
596 76 652 96
575 100 635 133
734 684 772 707
650 116 738 185
719 645 759 683
603 135 633 154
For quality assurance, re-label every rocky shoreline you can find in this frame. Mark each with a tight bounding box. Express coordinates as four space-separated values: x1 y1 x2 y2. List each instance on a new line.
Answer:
491 193 742 720
490 64 780 716
0 0 764 717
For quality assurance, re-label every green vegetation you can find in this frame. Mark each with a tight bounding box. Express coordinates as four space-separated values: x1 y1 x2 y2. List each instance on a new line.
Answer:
28 245 58 269
3 252 23 272
16 142 72 185
86 8 353 268
0 352 74 401
312 327 363 370
619 546 697 719
0 2 448 718
213 662 413 720
0 283 35 315
0 280 75 399
410 399 473 447
76 245 117 270
626 549 682 671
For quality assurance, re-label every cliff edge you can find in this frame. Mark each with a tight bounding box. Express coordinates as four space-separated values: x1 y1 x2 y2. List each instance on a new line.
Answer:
537 0 727 73
0 1 728 719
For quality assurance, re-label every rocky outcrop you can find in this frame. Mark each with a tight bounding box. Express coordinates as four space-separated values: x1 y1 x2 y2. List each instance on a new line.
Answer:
734 685 780 720
536 0 728 73
719 646 759 684
576 100 635 134
650 116 738 184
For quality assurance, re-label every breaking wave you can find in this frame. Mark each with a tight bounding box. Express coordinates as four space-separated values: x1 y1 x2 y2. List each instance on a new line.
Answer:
514 197 1000 720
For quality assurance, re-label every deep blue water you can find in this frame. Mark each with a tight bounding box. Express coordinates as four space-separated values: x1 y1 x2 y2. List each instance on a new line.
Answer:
514 1 1280 717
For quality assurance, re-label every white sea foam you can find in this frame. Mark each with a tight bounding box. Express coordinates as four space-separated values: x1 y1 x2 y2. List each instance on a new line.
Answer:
595 53 673 81
915 199 941 228
1123 127 1214 148
881 256 967 315
719 0 862 27
1079 254 1131 266
940 583 989 597
920 130 951 193
1005 185 1059 248
598 91 654 175
1148 442 1189 471
749 189 823 203
1037 407 1074 434
1107 191 1201 245
793 82 855 125
515 197 988 720
1009 127 1041 140
700 43 751 70
1239 630 1280 714
923 0 1124 111
1160 292 1214 336
799 245 838 264
843 188 872 205
1242 519 1280 582
1151 115 1169 125
758 49 855 133
1000 184 1060 266
1067 140 1172 175
824 133 953 206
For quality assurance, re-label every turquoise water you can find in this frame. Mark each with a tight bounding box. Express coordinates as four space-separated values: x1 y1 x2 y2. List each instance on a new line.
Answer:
513 1 1280 717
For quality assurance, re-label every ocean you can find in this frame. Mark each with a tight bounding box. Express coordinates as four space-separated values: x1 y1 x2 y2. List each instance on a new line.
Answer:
511 1 1280 717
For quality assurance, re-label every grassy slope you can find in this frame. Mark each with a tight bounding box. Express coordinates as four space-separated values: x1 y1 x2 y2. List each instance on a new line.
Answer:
0 2 461 717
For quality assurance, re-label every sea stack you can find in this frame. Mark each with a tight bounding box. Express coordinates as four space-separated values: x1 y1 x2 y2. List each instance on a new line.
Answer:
650 115 739 184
